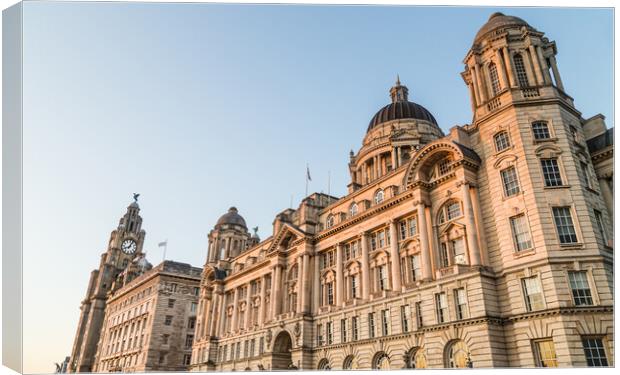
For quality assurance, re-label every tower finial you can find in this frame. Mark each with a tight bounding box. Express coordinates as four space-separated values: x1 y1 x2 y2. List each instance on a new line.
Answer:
396 74 401 85
390 76 409 103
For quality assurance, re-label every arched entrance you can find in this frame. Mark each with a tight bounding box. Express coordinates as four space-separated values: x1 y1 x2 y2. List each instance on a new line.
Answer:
372 352 390 370
271 331 293 370
317 358 331 370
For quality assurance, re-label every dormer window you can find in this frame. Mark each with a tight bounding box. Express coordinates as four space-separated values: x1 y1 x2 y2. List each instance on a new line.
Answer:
374 190 384 205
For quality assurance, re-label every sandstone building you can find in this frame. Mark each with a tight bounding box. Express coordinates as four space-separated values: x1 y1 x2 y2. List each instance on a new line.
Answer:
91 260 202 372
189 13 614 370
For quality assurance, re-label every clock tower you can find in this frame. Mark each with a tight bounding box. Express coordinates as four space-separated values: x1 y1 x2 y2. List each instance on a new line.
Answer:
68 197 146 373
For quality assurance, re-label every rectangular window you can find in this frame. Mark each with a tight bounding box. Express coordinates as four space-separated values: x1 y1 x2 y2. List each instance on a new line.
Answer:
399 221 407 240
317 324 323 346
522 276 544 311
344 244 351 260
370 234 377 250
410 255 421 282
327 282 334 305
400 305 410 333
243 340 248 358
378 231 386 248
352 316 359 341
187 317 196 329
541 158 563 187
568 271 593 306
452 239 466 265
594 210 608 245
513 54 529 87
440 243 450 268
259 337 264 355
368 313 375 338
378 266 388 291
164 316 173 326
447 202 462 220
532 121 551 140
489 63 501 95
326 321 333 345
582 337 608 367
350 275 358 299
250 339 255 358
190 302 198 313
533 339 558 367
501 166 520 196
408 217 417 237
435 293 448 323
193 287 200 296
454 288 468 320
510 214 533 251
381 309 390 336
438 158 451 175
168 299 175 308
552 206 578 244
494 131 510 152
235 341 240 360
581 161 592 189
183 354 191 366
185 334 194 348
341 319 347 343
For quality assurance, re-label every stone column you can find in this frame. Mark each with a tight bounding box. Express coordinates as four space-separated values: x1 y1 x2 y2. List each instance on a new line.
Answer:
397 147 402 167
502 47 517 87
417 202 432 281
391 148 397 170
273 265 282 317
217 291 226 336
495 49 509 89
301 253 311 313
270 266 278 319
360 232 371 300
470 65 481 105
297 256 304 313
258 274 267 326
548 55 565 91
474 63 487 103
599 177 613 219
335 243 344 306
528 45 544 85
209 293 220 337
461 182 481 266
536 45 552 84
468 83 477 111
388 219 402 292
231 288 239 332
315 256 323 312
244 285 251 329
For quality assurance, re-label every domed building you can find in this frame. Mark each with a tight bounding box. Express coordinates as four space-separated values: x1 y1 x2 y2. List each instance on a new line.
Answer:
185 12 613 370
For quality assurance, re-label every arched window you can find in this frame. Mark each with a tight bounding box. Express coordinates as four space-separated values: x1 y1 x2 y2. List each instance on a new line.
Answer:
349 202 358 217
372 352 390 370
326 215 335 229
374 190 384 205
342 355 354 370
445 340 470 368
489 62 501 96
494 131 511 152
317 358 330 370
513 54 529 87
405 348 427 369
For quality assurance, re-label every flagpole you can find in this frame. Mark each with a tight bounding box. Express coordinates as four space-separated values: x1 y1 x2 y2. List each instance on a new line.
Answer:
163 240 167 262
305 163 309 197
327 170 331 197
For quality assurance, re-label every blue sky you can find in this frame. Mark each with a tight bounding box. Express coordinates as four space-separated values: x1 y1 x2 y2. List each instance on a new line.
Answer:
21 2 612 372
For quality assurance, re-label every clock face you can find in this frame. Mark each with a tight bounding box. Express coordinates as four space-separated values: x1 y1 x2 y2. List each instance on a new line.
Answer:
121 239 137 254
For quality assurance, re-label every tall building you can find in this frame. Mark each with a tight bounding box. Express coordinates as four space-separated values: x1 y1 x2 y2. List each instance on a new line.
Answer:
190 13 614 370
68 199 147 373
91 261 202 373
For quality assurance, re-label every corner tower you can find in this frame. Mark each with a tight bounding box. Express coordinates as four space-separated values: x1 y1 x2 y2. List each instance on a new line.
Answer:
68 197 146 373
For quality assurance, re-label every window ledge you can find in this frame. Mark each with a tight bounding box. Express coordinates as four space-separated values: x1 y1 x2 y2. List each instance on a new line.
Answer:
502 191 523 201
559 243 584 250
533 137 558 144
585 186 599 194
543 185 571 190
513 248 536 258
493 145 514 157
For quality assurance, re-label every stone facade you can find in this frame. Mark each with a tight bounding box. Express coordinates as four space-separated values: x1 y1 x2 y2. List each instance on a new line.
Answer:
189 12 614 371
91 261 202 372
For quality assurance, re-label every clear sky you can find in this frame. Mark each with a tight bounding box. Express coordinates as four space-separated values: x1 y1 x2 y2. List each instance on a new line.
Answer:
21 2 612 373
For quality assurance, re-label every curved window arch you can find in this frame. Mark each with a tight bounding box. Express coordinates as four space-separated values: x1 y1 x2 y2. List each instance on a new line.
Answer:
349 202 358 217
374 190 385 205
489 62 501 96
372 352 390 370
494 131 511 152
405 348 427 369
326 215 335 229
445 340 470 368
317 358 331 370
342 355 354 370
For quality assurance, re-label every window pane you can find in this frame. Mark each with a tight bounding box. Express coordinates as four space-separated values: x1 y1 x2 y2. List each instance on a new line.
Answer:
514 54 530 87
489 63 501 95
447 202 461 220
541 158 563 186
552 207 578 244
532 121 551 140
583 338 608 367
494 131 510 152
501 167 520 196
568 271 593 306
510 214 533 251
535 339 558 367
523 277 544 311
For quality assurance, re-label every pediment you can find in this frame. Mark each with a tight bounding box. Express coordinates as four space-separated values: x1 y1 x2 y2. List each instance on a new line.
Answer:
267 223 306 253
